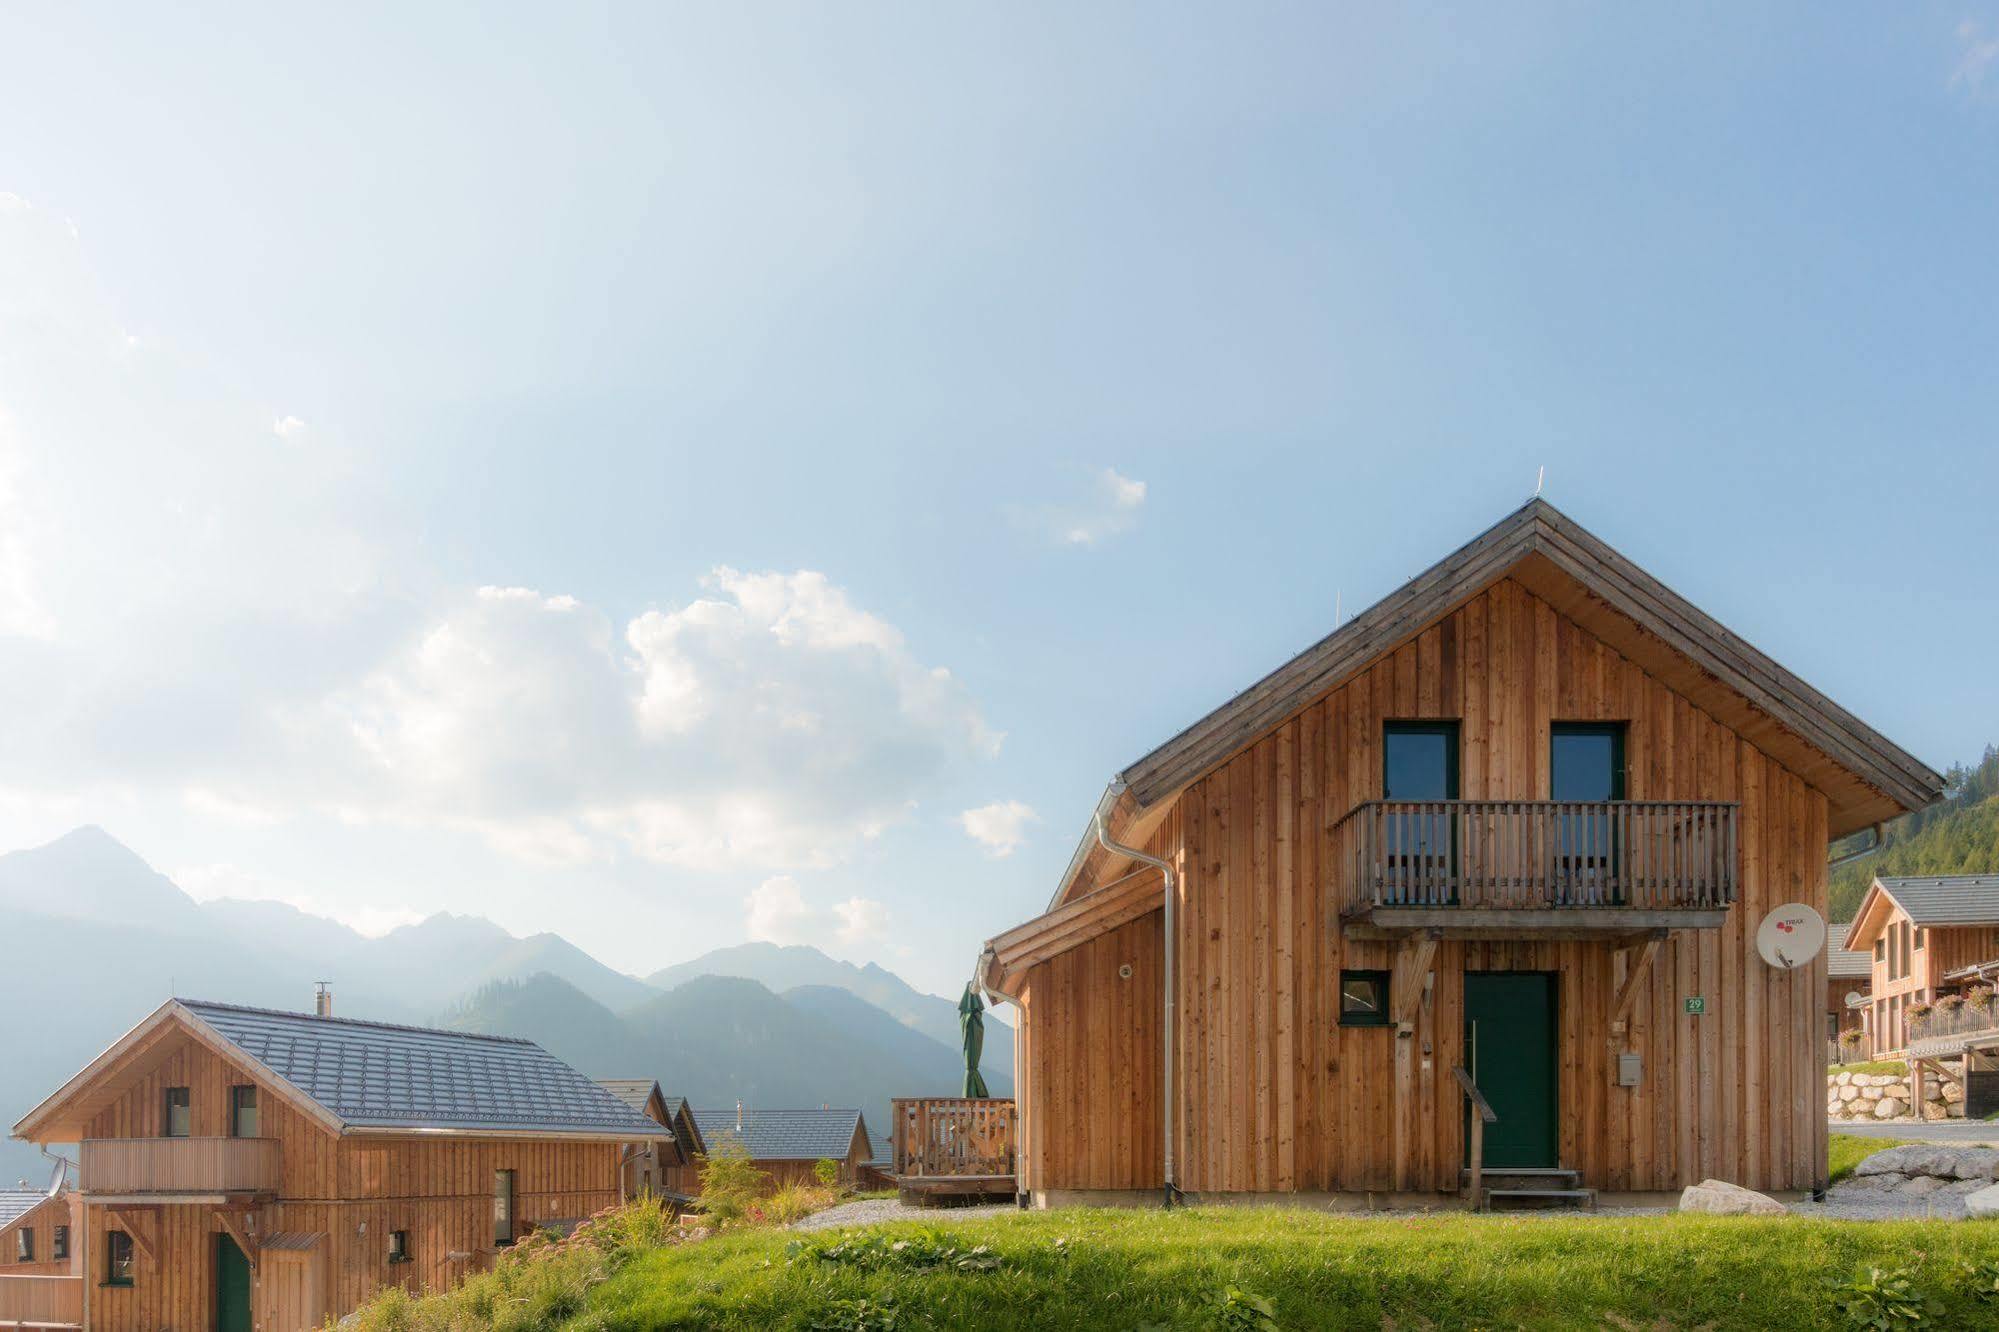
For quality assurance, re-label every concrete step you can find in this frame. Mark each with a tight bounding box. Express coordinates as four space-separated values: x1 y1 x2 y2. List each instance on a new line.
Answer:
1483 1187 1597 1212
1461 1167 1582 1192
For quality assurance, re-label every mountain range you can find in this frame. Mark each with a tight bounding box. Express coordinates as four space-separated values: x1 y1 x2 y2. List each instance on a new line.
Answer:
0 826 1010 1180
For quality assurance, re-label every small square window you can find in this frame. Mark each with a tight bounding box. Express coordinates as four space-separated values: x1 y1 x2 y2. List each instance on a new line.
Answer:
1914 928 1926 951
388 1229 409 1263
163 1086 191 1138
1339 971 1392 1026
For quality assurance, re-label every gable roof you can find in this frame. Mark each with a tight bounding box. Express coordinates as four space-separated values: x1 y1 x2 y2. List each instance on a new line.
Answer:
596 1079 668 1122
1827 923 1872 981
690 1108 868 1162
1047 499 1942 911
13 999 674 1144
1850 876 1999 952
0 1191 42 1229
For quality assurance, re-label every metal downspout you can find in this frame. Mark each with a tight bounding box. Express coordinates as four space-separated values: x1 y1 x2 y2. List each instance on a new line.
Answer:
1095 806 1178 1208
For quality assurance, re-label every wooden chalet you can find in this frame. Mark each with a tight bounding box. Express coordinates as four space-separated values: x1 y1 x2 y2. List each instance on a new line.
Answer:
966 499 1943 1208
6 993 674 1331
1845 874 1999 1115
689 1107 873 1190
652 1096 708 1199
594 1080 687 1200
1825 923 1872 1058
0 1181 78 1280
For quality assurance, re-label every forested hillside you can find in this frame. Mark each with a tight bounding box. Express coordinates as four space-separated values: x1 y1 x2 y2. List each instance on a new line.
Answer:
1829 745 1999 921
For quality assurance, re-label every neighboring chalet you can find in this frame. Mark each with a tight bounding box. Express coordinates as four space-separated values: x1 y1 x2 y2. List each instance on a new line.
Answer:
1825 924 1872 1054
654 1097 709 1199
1845 875 1999 1097
594 1080 686 1200
5 995 674 1332
0 1181 76 1276
690 1108 873 1189
972 499 1943 1208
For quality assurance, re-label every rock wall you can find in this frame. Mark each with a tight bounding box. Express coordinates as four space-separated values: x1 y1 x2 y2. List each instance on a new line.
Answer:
1827 1066 1966 1122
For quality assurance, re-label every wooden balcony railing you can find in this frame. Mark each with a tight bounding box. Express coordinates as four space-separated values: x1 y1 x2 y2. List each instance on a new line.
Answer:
1909 1002 1999 1056
0 1275 83 1327
1333 800 1737 916
80 1136 279 1195
890 1098 1016 1181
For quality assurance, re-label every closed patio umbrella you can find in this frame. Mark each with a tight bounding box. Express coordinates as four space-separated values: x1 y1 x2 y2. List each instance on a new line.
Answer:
959 984 990 1098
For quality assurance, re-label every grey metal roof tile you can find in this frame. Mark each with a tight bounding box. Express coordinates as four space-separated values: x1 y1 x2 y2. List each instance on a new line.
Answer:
1827 923 1872 980
0 1191 42 1229
691 1108 866 1161
1875 876 1999 926
180 999 671 1139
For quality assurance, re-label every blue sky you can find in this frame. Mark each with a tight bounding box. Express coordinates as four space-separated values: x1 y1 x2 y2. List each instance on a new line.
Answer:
0 4 1994 999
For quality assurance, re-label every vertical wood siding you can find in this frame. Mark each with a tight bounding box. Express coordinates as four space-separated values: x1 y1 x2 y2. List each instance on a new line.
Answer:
1025 577 1832 1197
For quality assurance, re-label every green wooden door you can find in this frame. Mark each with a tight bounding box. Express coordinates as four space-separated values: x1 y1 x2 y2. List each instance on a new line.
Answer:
216 1234 252 1332
1464 972 1559 1168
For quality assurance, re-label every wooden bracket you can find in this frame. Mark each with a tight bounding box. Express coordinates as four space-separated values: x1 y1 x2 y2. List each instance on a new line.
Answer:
1917 1056 1962 1088
213 1208 260 1272
1391 932 1440 1027
106 1207 159 1265
1610 932 1666 1037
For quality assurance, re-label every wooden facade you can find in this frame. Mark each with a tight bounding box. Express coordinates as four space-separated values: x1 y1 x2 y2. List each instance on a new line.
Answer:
1847 881 1999 1057
11 1010 654 1331
0 1191 78 1277
985 505 1943 1207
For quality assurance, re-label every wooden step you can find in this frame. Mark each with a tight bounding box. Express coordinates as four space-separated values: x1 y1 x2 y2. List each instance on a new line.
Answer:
1462 1167 1582 1191
1482 1187 1597 1212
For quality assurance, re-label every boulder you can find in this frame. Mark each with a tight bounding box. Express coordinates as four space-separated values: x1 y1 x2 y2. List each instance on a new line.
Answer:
1874 1098 1906 1119
1946 1148 1999 1181
1967 1183 1999 1221
1835 1072 1853 1086
1839 1085 1861 1101
1944 1082 1965 1103
1949 1103 1968 1118
1901 1175 1947 1196
1679 1179 1788 1216
1855 1145 1958 1178
1861 1086 1884 1100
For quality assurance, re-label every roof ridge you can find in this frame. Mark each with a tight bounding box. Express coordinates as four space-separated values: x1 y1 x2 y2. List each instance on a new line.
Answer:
177 998 535 1046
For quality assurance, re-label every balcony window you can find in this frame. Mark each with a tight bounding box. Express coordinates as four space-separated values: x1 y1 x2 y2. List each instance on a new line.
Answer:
163 1086 191 1138
1551 723 1627 906
106 1229 134 1285
1382 722 1459 895
230 1085 259 1138
1339 971 1392 1027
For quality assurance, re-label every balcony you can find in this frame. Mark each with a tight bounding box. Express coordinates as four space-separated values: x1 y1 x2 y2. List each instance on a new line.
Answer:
1909 1002 1999 1059
79 1136 279 1198
1333 800 1737 938
890 1098 1016 1198
0 1276 82 1329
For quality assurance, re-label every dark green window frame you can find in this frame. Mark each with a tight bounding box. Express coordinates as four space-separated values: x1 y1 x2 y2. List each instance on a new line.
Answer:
1549 722 1627 800
1339 970 1393 1027
1381 721 1461 800
104 1229 134 1285
388 1228 410 1264
230 1085 260 1138
162 1086 191 1138
494 1168 517 1247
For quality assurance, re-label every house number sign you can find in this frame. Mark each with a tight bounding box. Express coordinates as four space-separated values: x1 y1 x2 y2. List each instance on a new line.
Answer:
1684 996 1706 1016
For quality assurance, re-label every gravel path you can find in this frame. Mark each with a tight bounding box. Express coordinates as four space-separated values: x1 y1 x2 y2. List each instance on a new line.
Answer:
792 1199 1020 1232
1830 1119 1999 1144
1799 1179 1990 1221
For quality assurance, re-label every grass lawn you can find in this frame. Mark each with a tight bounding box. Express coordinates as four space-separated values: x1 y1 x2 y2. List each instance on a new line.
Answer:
372 1206 1999 1332
1829 1059 1909 1077
1829 1131 1910 1183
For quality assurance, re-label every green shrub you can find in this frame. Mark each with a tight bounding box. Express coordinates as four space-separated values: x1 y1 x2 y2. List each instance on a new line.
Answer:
1832 1266 1935 1328
1213 1286 1280 1331
815 1157 841 1188
697 1131 769 1227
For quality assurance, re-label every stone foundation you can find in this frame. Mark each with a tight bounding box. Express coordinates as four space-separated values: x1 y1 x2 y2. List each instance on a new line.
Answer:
1827 1065 1966 1122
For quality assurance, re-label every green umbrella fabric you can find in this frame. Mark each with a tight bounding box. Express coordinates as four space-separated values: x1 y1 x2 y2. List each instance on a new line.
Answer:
959 984 990 1098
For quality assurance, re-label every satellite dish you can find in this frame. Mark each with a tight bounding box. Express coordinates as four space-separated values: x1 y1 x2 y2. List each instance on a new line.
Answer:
1845 991 1867 1009
1756 903 1826 970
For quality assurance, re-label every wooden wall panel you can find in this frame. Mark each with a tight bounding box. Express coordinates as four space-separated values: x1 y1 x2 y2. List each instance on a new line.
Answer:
1036 577 1833 1197
1019 909 1163 1193
0 1191 78 1275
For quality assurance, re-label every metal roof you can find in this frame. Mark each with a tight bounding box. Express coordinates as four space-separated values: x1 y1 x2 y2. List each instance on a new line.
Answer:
595 1079 665 1120
180 1000 672 1140
690 1108 867 1162
1872 876 1999 927
0 1191 42 1229
1827 923 1872 980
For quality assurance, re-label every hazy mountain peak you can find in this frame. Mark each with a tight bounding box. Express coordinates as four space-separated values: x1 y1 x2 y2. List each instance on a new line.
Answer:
0 825 202 928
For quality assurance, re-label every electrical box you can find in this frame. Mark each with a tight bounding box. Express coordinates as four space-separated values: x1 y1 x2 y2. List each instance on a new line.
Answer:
1617 1052 1643 1087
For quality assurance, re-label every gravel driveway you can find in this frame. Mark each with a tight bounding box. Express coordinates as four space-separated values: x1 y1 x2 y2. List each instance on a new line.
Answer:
1831 1119 1999 1144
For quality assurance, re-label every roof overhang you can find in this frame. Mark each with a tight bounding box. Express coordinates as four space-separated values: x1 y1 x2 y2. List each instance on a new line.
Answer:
1846 878 1903 953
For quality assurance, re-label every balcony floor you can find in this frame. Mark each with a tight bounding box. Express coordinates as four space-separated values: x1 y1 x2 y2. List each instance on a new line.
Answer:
1342 906 1727 940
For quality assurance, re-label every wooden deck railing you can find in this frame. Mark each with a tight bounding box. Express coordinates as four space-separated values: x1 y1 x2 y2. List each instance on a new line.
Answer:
80 1136 279 1194
0 1275 83 1327
1333 800 1737 915
1909 1003 1999 1056
890 1098 1016 1180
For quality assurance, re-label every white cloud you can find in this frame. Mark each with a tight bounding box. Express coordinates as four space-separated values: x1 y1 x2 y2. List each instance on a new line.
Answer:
745 875 891 951
959 799 1038 858
1021 466 1148 547
272 414 307 439
1954 20 1999 91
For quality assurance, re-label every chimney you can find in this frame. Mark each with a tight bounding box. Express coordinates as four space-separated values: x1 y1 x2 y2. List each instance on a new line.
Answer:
314 982 334 1018
736 1100 743 1130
